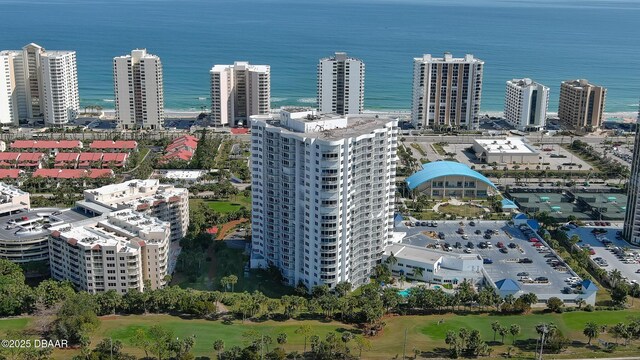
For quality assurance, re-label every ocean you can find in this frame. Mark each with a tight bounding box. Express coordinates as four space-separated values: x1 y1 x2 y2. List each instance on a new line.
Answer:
0 0 638 113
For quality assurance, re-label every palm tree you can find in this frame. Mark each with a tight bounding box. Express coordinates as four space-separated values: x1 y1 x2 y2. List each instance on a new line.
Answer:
213 339 224 358
385 251 398 266
609 269 623 288
498 325 508 344
583 322 599 345
491 321 500 342
509 324 521 345
295 325 312 354
576 298 586 309
412 267 424 280
277 333 287 347
228 274 238 292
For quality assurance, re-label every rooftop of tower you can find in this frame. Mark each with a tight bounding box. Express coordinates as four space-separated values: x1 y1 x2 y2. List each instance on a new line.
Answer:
258 110 397 141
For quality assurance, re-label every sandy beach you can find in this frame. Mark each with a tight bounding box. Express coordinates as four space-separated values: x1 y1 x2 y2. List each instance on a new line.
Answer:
100 109 638 122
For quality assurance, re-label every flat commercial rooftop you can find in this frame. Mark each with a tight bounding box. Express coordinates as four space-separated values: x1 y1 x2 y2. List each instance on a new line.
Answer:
265 115 397 141
474 137 538 154
0 208 91 241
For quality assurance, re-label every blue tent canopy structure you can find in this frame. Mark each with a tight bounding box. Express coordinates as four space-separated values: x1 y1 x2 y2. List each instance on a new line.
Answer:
405 161 497 191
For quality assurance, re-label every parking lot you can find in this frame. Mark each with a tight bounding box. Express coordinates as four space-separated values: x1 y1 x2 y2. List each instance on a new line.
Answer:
398 220 581 298
566 225 640 284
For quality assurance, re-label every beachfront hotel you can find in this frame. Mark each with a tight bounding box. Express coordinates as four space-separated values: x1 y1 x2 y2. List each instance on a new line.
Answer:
0 43 79 126
504 78 549 131
113 49 165 130
624 110 640 245
317 52 365 115
249 108 398 290
210 62 270 127
558 79 606 132
411 53 484 130
49 209 171 293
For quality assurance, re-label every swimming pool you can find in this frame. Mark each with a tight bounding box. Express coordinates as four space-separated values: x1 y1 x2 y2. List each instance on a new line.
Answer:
398 285 441 298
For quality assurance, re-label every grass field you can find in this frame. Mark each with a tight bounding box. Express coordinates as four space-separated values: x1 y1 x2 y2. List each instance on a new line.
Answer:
8 310 640 359
190 195 252 214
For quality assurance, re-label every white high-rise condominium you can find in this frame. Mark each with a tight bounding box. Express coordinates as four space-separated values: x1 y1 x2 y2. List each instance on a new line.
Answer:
624 108 640 244
504 78 549 131
114 49 164 130
411 53 484 130
0 43 79 126
210 61 270 127
317 52 365 115
250 109 398 290
0 51 19 125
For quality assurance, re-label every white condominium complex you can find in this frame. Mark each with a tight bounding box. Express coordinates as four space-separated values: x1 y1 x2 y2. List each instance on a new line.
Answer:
558 79 606 131
49 210 171 293
317 52 365 115
113 49 164 130
79 179 189 242
210 61 270 127
411 53 484 130
250 109 398 289
504 78 549 131
624 109 640 245
0 43 79 126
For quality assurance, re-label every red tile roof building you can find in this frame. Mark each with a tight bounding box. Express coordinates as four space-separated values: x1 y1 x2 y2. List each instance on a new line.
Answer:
89 140 138 151
33 169 114 179
78 152 103 168
101 153 128 167
160 135 199 164
0 169 21 179
11 140 83 151
54 152 81 168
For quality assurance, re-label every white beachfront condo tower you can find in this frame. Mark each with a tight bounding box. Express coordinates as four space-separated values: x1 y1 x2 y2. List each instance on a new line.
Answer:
504 78 549 131
249 109 398 290
210 61 270 127
317 52 365 115
113 49 164 130
0 43 79 126
411 53 484 130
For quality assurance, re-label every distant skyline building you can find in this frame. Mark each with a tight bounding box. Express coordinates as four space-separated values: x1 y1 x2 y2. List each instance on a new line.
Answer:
558 79 606 132
317 52 365 115
624 108 640 245
0 43 79 126
411 53 484 130
114 49 164 130
504 78 549 131
210 61 270 127
250 109 398 289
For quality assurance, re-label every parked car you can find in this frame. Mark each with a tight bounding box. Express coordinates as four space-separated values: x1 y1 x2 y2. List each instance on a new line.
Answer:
496 242 504 248
467 241 475 249
457 228 465 234
508 242 517 249
469 221 476 226
536 277 549 282
475 229 482 235
455 241 462 249
517 272 529 277
519 258 533 264
484 234 492 239
438 232 445 239
500 248 509 254
483 258 493 264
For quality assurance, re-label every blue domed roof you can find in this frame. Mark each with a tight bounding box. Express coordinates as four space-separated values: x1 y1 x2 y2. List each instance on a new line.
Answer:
405 161 497 191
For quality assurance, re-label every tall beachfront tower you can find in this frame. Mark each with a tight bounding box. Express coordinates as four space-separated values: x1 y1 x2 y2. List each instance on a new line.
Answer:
558 79 606 132
411 53 484 130
0 43 79 126
113 49 164 130
210 61 270 127
249 109 398 290
624 107 640 244
317 52 365 115
504 78 549 131
0 51 20 125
